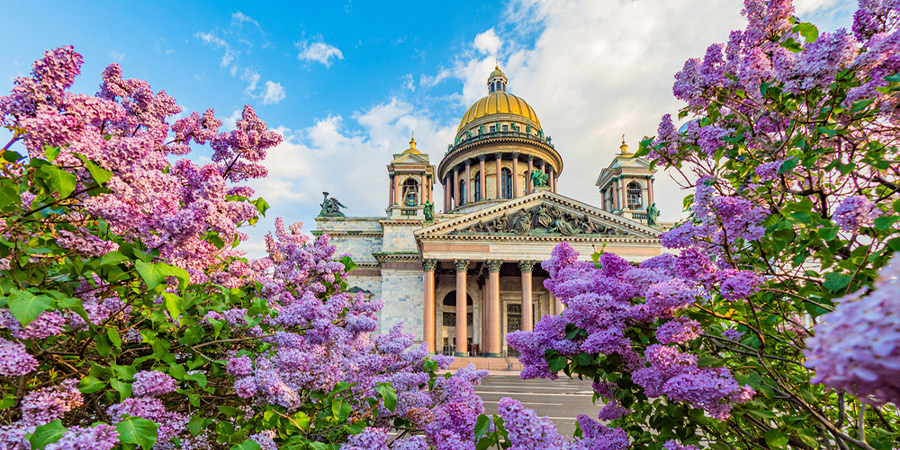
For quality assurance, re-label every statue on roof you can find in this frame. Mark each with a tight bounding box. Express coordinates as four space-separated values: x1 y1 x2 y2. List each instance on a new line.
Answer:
530 169 549 191
423 201 434 222
318 192 346 218
647 202 660 227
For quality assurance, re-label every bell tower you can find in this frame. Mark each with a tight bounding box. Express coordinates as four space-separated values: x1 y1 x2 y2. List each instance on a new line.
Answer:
387 135 436 219
595 135 657 224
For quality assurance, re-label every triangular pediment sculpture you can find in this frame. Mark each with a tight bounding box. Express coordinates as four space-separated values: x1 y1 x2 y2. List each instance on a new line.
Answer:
415 190 661 241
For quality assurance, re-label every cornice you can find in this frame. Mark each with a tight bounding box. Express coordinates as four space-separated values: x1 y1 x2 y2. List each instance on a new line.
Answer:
437 136 563 180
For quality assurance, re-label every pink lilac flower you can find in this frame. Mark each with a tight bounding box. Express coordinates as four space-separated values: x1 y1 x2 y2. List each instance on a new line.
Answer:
834 195 881 232
853 0 900 40
0 338 39 376
755 160 784 181
804 252 900 406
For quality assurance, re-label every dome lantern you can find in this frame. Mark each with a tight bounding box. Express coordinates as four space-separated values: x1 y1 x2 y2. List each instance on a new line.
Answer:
488 66 507 93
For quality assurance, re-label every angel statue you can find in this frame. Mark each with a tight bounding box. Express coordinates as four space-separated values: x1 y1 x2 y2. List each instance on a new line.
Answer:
318 192 346 218
530 169 549 192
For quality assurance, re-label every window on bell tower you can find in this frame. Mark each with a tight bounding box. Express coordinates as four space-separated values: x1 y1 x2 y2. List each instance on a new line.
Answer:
627 182 643 210
474 172 481 201
403 178 419 207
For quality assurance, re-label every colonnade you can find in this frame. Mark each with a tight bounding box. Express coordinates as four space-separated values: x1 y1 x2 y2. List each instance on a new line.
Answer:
421 259 537 356
442 153 558 213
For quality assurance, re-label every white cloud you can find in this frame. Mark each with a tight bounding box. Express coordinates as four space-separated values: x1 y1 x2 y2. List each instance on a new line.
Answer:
261 81 286 105
419 67 451 88
402 73 415 91
231 11 260 28
195 31 235 67
241 68 260 95
474 28 502 55
108 50 125 62
296 40 344 67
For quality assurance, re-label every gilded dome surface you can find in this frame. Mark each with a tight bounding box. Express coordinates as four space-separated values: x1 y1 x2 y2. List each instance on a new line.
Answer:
456 92 542 134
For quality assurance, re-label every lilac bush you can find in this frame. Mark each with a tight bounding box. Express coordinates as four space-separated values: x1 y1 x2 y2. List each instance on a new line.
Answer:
502 0 900 448
0 46 505 450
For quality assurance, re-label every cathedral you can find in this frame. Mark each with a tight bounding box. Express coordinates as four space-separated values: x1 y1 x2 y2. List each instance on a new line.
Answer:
315 67 668 358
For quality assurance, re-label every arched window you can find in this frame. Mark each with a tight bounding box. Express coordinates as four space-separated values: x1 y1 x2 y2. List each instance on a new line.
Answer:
458 178 466 206
627 182 643 210
501 168 513 199
442 292 474 327
473 172 481 201
403 178 419 207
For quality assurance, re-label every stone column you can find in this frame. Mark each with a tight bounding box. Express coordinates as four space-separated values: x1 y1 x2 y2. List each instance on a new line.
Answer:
422 259 437 353
453 167 460 209
420 174 427 205
512 154 520 198
394 172 401 205
527 156 534 194
617 178 624 210
613 179 619 210
648 177 654 205
444 175 451 213
478 155 486 201
465 161 472 204
518 260 536 332
454 259 470 356
389 174 394 206
601 189 606 210
495 153 502 199
485 259 503 357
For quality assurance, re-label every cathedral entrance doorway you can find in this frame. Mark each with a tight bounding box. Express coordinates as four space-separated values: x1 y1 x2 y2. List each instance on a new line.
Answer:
440 291 473 355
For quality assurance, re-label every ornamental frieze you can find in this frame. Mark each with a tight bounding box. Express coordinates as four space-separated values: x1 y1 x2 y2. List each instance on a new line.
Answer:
450 204 626 237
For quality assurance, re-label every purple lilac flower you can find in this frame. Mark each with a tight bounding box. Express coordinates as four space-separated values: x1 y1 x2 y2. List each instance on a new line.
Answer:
107 396 187 443
834 195 881 232
721 328 744 341
754 160 784 181
0 338 39 376
656 318 702 344
663 441 700 450
497 397 565 449
45 424 119 450
597 399 629 421
20 379 83 425
131 370 177 397
227 355 254 377
718 270 761 301
804 252 900 406
574 415 628 450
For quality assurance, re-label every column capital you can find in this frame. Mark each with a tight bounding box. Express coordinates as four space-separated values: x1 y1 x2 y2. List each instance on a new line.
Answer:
422 258 437 272
486 259 503 272
512 152 520 158
495 152 503 159
465 160 471 168
527 155 534 162
478 154 486 161
453 259 470 272
518 260 537 273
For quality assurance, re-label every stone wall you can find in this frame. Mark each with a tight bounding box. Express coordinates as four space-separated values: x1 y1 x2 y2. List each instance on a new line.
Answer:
380 268 425 339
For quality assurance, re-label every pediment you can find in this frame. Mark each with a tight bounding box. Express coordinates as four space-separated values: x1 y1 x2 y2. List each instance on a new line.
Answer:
391 152 431 164
415 190 661 241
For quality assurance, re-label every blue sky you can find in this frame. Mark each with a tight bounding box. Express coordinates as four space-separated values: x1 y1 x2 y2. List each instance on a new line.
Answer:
0 0 855 256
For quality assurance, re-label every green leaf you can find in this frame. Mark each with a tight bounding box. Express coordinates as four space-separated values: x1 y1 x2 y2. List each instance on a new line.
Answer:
0 393 17 409
874 215 899 231
778 158 799 175
749 409 778 420
57 297 89 325
885 72 900 83
100 251 130 266
823 272 852 292
107 327 122 348
28 420 67 450
78 376 107 394
161 292 184 322
73 153 113 185
116 418 159 450
376 383 398 412
230 439 261 450
251 197 270 216
39 164 76 198
7 290 53 327
135 261 190 291
764 429 790 448
548 355 568 372
43 146 61 162
817 126 837 137
850 98 876 114
474 414 492 441
793 22 819 43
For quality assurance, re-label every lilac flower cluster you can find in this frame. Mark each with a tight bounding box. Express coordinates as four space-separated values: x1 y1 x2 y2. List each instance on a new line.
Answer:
497 397 565 449
0 337 39 376
131 370 178 397
44 424 119 450
509 242 755 428
804 252 900 405
834 195 881 233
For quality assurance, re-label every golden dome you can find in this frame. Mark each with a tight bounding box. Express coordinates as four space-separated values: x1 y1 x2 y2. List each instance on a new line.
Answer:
456 91 542 134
